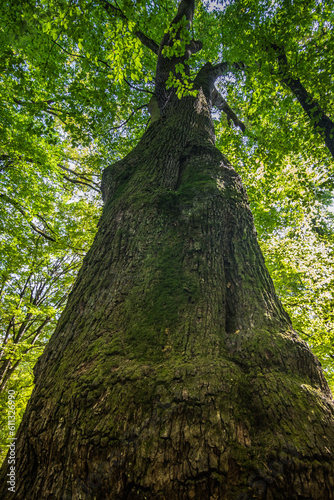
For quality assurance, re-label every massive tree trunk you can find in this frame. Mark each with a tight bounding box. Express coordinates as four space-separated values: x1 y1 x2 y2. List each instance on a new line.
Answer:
1 2 334 498
1 88 334 500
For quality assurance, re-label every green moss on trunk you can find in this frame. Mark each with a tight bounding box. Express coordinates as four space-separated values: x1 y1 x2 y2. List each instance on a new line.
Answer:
1 92 334 500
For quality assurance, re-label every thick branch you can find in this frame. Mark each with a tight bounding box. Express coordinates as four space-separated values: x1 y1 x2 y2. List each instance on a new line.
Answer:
134 30 159 55
155 0 199 111
201 61 244 85
212 88 246 133
14 313 34 344
273 45 334 159
173 0 196 26
100 0 159 55
194 61 244 99
188 39 203 55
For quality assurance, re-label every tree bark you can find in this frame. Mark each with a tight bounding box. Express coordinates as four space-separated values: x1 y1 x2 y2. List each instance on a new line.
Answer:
1 88 334 499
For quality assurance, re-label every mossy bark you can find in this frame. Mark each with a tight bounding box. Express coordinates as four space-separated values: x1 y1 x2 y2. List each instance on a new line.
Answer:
1 92 334 500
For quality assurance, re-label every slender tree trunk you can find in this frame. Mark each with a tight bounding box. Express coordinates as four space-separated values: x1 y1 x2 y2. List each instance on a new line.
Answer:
1 89 334 500
0 359 14 393
283 75 334 158
274 45 334 159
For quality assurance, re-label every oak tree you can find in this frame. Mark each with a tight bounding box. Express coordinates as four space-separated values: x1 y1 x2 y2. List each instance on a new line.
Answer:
1 0 334 498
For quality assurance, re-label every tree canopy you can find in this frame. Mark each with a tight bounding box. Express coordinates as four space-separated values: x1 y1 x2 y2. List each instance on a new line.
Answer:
1 0 334 453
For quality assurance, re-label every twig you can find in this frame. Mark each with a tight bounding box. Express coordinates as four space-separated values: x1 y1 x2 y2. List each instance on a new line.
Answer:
1 193 57 242
124 78 154 95
62 175 101 192
105 104 147 133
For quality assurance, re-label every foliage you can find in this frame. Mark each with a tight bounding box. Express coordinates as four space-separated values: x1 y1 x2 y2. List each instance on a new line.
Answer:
0 0 103 424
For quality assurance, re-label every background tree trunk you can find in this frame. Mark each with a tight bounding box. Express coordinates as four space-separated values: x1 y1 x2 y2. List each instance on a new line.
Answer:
274 45 334 159
1 91 334 499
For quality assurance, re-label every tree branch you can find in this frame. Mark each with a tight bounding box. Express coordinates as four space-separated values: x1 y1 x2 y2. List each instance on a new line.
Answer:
52 39 113 73
201 61 244 85
58 164 100 188
212 88 246 133
62 175 101 192
134 30 159 55
100 0 159 55
188 39 203 55
193 60 245 102
13 97 68 125
124 78 154 95
0 359 20 395
0 193 57 242
105 104 147 133
155 0 200 111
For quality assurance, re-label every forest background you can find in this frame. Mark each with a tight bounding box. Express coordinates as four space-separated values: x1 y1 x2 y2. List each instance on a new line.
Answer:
0 0 333 464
